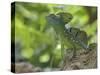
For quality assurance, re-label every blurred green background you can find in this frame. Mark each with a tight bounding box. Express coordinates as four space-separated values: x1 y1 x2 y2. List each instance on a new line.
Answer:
11 2 97 69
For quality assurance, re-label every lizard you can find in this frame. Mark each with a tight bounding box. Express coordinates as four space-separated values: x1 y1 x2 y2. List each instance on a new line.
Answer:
46 12 89 67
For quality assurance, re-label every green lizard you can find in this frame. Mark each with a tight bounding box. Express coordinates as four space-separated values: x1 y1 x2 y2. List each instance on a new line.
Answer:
46 12 88 66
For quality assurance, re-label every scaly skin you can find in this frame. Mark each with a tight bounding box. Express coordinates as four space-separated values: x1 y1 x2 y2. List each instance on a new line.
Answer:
46 12 88 67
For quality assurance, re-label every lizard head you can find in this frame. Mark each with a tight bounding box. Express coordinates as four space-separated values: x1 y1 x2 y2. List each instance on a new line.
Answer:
46 14 64 26
57 12 73 24
46 12 73 26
